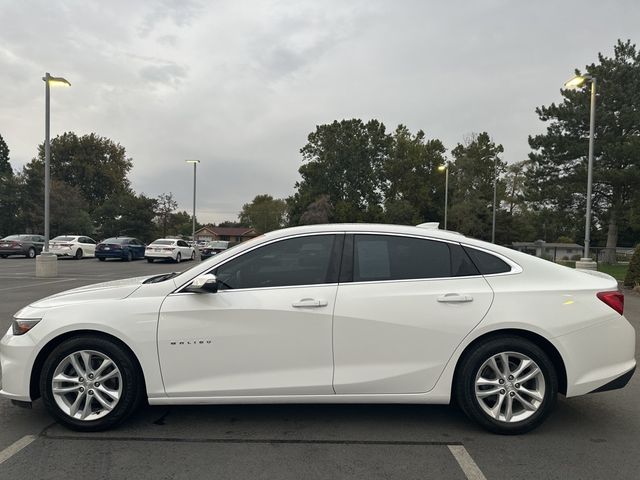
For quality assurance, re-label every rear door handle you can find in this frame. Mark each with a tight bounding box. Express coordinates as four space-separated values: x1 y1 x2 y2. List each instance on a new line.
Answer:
437 293 473 303
292 298 328 308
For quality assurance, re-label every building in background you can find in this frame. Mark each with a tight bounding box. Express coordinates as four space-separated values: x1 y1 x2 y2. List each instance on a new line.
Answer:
194 226 258 246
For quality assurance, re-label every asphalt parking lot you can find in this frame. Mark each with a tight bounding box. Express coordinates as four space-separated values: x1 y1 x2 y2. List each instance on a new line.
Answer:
0 257 638 479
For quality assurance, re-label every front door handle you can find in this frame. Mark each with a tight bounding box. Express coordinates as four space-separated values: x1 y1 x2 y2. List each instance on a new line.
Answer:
437 293 473 303
292 298 328 308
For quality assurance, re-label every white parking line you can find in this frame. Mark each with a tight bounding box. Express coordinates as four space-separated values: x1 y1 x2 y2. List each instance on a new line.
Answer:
0 435 37 465
0 278 77 292
448 445 487 480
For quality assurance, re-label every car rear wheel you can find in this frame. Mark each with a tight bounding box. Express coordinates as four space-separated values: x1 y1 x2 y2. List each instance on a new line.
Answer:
455 336 558 435
124 251 132 262
75 249 83 260
146 258 154 263
27 247 36 259
98 257 106 262
0 254 7 258
175 253 181 263
40 336 143 431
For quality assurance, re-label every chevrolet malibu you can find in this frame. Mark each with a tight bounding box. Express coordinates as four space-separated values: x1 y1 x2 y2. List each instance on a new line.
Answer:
0 224 635 434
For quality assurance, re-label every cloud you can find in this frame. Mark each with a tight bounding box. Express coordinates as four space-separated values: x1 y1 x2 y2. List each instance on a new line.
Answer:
1 0 639 224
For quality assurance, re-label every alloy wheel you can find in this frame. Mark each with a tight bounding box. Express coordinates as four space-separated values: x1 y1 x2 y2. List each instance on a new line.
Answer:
474 351 546 423
51 350 122 421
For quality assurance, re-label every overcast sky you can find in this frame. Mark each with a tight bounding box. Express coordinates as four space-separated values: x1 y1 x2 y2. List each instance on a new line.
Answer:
1 0 638 223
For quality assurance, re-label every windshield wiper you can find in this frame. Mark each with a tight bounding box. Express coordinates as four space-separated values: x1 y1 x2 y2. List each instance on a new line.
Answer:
143 272 181 284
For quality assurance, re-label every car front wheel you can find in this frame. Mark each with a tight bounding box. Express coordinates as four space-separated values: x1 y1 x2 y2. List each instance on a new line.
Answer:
175 252 181 263
40 336 143 431
455 336 558 435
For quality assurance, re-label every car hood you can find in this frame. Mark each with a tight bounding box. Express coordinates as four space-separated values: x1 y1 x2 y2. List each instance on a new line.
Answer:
27 275 153 309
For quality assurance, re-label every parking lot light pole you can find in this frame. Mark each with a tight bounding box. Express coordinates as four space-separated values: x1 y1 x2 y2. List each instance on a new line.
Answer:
492 157 498 244
186 160 201 260
36 73 70 278
438 164 449 230
564 74 597 270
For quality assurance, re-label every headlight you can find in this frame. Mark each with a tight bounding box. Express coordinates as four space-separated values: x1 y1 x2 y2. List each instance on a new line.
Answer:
12 318 41 336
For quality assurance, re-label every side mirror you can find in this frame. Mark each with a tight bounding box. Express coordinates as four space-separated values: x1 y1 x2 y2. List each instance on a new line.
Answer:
188 273 218 293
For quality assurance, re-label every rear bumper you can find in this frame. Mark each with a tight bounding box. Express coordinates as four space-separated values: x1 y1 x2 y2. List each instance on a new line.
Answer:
590 365 635 393
95 251 125 259
145 252 175 259
0 248 27 256
556 315 636 397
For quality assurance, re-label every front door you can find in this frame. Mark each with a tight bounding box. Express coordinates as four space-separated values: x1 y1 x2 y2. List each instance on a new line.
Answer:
157 233 342 397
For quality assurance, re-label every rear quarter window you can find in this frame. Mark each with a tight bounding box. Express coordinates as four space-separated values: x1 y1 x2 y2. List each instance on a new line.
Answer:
463 247 512 275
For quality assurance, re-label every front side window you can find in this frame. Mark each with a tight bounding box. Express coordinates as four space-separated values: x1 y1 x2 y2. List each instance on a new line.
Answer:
215 235 337 290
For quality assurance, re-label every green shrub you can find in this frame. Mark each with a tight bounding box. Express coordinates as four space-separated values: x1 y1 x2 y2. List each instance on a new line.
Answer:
624 244 640 287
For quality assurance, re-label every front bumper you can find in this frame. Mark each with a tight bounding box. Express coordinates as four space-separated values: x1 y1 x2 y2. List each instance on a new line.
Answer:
0 327 36 402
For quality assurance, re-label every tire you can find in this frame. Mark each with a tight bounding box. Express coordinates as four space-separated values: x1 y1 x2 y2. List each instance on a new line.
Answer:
124 251 132 262
75 249 83 260
175 253 181 263
146 258 154 263
98 257 106 262
454 335 558 435
191 251 195 261
26 248 36 259
0 255 7 258
40 335 143 431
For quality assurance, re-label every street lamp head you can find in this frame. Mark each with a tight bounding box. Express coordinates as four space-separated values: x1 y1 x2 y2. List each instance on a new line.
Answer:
563 74 593 90
43 75 71 87
185 160 200 164
437 164 447 172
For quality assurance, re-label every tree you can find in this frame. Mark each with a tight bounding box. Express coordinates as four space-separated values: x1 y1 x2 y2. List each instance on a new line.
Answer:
0 134 20 235
49 180 93 236
155 192 178 237
33 132 133 212
624 244 640 287
94 191 157 242
383 126 447 225
528 40 640 257
448 133 506 241
167 210 200 237
239 194 287 233
299 195 333 225
288 119 391 224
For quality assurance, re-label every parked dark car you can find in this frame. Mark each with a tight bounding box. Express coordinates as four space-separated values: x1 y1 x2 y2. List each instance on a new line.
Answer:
95 237 146 262
200 241 229 259
0 234 45 259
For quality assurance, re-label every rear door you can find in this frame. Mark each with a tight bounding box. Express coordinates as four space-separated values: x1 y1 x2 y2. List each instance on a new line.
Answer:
332 234 494 394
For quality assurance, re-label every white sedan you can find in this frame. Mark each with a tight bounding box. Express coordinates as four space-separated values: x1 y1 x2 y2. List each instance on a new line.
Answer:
0 224 635 433
144 238 195 263
49 235 97 259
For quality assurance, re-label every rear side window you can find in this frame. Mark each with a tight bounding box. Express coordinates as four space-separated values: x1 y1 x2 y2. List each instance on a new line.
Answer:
463 247 511 274
353 235 452 281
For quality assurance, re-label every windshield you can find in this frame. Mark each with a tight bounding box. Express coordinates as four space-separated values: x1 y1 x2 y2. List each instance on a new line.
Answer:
170 235 265 279
102 238 128 244
52 236 77 241
150 240 175 245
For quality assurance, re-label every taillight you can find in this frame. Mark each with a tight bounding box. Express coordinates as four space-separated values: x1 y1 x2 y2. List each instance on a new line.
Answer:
597 291 624 315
